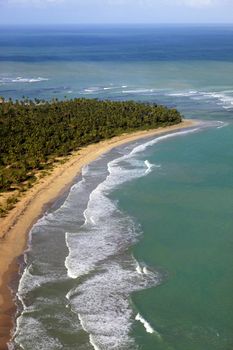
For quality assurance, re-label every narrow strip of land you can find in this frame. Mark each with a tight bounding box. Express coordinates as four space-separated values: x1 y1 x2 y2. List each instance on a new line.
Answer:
0 119 196 349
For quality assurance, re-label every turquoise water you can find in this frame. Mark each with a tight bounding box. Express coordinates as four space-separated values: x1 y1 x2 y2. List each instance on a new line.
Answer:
1 26 232 350
115 125 233 349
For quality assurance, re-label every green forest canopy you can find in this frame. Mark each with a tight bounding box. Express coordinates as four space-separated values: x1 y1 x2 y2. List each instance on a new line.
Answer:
0 98 182 192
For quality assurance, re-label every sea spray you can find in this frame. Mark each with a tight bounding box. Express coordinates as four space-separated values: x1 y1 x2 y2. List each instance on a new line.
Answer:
167 89 233 110
66 259 161 349
65 153 155 279
135 314 155 334
65 128 199 348
0 76 49 84
14 126 199 350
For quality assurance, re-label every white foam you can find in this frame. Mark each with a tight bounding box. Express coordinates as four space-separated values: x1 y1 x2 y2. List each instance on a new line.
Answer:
135 313 159 336
31 165 90 230
143 266 149 275
0 76 49 84
167 89 233 110
65 155 156 279
65 127 200 280
6 341 15 350
82 85 121 94
65 232 85 279
135 313 154 333
223 105 233 110
89 335 102 350
130 128 200 156
217 121 229 129
17 261 66 302
167 92 196 97
64 126 202 348
144 160 155 174
83 86 115 93
18 265 40 299
135 259 150 276
67 260 160 350
168 90 201 98
201 91 233 109
136 262 143 274
14 163 105 349
189 90 198 94
65 190 138 279
67 190 135 276
14 317 63 350
122 88 154 94
83 87 101 93
15 125 200 350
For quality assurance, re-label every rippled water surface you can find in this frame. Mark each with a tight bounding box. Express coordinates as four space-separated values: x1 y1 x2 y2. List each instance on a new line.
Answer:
1 25 232 350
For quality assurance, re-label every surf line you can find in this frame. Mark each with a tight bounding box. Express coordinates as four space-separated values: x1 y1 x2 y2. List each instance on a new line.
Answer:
135 313 162 339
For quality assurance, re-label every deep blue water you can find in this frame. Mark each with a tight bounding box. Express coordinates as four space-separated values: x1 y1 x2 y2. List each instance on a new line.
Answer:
1 25 233 62
0 25 232 350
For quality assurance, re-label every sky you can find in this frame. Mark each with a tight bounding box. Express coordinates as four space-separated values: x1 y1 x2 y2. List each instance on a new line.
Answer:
0 0 233 25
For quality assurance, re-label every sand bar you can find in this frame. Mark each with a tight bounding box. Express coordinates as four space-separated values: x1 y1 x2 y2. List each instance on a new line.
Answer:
0 119 197 349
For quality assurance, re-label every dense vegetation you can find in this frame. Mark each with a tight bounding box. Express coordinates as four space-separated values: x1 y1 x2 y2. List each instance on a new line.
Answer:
0 98 182 194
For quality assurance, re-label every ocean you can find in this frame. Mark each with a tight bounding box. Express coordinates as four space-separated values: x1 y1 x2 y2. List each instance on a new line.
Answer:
0 25 233 350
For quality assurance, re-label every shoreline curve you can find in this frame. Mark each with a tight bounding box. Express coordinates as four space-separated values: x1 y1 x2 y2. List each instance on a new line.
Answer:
0 119 197 349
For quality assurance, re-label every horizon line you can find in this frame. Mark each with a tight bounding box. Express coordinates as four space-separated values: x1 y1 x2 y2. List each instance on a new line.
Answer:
1 22 233 26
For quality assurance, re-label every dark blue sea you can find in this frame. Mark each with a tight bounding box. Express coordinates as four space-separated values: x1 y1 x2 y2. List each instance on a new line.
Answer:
0 25 232 350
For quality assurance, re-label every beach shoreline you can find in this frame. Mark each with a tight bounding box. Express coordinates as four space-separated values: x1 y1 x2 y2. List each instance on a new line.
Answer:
0 119 197 349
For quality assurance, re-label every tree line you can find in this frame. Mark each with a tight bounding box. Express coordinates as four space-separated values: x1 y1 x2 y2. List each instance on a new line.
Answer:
0 97 182 192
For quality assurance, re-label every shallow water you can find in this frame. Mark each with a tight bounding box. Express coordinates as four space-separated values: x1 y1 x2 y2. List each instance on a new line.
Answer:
0 25 232 350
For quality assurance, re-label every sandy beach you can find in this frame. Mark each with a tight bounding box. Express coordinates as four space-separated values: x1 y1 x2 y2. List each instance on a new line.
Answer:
0 119 196 349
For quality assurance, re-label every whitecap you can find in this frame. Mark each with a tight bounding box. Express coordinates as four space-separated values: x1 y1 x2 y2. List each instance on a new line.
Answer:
144 160 155 175
14 317 63 350
15 125 201 350
167 92 193 97
83 87 101 93
135 313 154 334
122 89 154 94
135 262 143 275
142 266 149 275
65 127 200 279
0 76 49 84
216 121 229 129
67 260 160 350
167 88 233 110
130 128 200 156
135 313 162 339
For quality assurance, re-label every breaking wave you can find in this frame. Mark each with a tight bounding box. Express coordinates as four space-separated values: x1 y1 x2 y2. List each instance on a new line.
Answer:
0 76 49 84
167 89 233 110
13 126 200 350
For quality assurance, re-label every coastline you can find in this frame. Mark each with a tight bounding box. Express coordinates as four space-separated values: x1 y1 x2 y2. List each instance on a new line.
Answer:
0 119 197 349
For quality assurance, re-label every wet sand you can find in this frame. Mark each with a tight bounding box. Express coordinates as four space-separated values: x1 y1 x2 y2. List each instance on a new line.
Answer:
0 119 197 349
